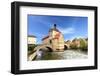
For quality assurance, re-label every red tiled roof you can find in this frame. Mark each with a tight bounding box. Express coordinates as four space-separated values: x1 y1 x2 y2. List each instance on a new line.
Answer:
42 35 49 41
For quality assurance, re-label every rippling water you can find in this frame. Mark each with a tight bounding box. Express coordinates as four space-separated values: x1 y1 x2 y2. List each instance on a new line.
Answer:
34 50 88 60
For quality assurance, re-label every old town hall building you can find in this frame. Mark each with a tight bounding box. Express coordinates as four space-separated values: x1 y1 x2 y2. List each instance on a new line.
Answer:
42 24 65 51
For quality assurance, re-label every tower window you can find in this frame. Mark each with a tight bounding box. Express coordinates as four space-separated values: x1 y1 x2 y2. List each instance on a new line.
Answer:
50 40 52 44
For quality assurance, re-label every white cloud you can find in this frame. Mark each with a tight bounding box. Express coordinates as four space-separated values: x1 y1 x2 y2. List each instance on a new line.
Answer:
59 27 75 34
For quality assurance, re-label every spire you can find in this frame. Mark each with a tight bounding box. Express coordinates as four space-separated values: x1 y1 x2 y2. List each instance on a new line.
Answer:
49 24 60 32
54 24 57 29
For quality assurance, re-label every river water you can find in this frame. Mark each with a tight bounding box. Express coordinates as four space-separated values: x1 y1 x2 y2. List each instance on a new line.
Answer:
34 50 88 60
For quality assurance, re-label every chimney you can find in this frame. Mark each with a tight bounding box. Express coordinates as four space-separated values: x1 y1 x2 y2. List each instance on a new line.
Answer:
54 24 57 29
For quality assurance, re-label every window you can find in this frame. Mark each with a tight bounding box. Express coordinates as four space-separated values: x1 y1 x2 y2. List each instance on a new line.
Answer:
50 40 52 44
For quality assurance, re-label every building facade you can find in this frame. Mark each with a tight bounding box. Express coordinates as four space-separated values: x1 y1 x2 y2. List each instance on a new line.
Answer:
28 35 37 44
42 24 64 51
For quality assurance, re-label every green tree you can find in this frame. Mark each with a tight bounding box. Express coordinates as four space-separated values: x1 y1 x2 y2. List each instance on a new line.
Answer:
79 39 87 50
28 44 37 51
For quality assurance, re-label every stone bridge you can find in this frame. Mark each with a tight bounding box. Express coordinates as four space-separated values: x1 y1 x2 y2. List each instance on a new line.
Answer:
34 44 53 52
64 44 70 50
28 44 70 61
28 44 53 61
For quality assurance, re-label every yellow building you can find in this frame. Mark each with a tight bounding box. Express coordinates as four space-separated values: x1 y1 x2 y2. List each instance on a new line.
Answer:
28 35 37 44
42 24 64 51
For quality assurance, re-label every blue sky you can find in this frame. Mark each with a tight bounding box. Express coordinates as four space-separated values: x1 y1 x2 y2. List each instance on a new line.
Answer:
28 15 88 44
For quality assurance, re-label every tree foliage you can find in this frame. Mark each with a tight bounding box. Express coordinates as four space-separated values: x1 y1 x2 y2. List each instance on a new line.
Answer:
70 38 88 51
28 44 37 51
79 39 88 50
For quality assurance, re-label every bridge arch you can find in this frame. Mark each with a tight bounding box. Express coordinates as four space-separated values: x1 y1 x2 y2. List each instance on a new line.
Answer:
46 46 53 52
64 45 69 50
34 45 53 52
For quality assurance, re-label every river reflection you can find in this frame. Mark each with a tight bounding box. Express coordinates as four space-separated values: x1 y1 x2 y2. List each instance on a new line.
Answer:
34 50 88 60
